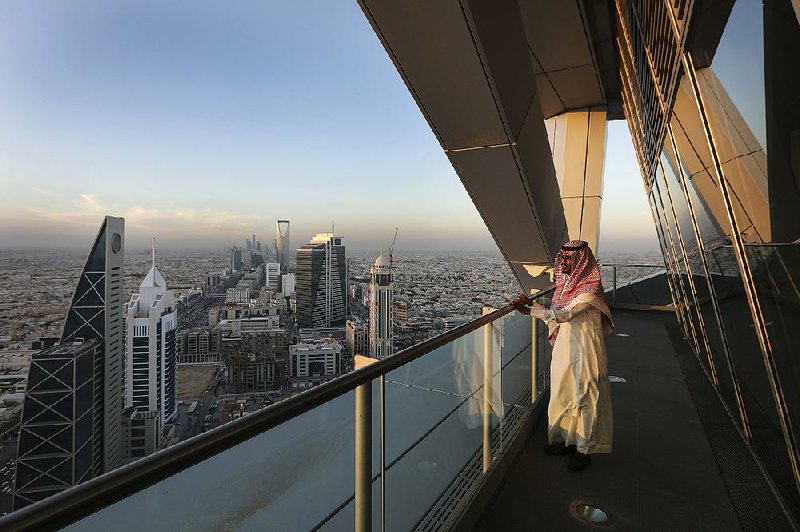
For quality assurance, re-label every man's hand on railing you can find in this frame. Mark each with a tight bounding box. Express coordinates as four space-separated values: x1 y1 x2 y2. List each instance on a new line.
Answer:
510 294 532 315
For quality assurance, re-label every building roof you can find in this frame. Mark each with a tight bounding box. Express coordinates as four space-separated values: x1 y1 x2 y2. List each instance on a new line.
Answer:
141 265 167 289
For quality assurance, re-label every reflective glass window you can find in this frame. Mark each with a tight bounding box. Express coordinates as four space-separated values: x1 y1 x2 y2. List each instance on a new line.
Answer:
660 148 745 430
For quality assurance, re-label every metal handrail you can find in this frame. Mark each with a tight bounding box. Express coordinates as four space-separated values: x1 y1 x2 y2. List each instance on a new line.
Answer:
741 242 800 247
598 262 664 268
0 288 553 531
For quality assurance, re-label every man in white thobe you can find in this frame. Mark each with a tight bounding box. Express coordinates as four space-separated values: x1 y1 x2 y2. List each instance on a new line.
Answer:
513 240 614 471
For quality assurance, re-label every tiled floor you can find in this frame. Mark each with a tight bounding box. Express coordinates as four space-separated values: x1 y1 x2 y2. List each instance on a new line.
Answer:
478 311 742 531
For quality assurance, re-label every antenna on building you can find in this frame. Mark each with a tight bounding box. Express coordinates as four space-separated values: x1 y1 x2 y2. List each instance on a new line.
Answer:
388 227 399 265
152 237 156 271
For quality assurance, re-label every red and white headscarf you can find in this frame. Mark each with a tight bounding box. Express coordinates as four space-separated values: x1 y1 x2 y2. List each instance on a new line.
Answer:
548 240 614 345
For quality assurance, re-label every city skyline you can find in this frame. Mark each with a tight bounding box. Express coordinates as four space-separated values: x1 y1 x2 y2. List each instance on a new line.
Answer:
0 2 657 255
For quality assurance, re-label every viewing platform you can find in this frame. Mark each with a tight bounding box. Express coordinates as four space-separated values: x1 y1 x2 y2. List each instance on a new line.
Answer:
477 310 787 530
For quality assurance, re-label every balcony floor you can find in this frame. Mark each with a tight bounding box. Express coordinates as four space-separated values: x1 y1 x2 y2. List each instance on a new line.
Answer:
478 310 748 531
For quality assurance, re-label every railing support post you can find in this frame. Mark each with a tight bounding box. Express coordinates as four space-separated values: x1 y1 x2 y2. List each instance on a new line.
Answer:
380 374 386 532
532 317 539 404
355 382 372 532
482 320 493 473
612 265 617 303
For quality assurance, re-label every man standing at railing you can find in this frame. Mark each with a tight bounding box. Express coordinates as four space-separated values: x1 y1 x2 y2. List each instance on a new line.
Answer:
512 240 615 472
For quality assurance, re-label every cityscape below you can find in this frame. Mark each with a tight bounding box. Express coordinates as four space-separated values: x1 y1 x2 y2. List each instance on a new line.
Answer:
0 218 660 515
0 0 797 528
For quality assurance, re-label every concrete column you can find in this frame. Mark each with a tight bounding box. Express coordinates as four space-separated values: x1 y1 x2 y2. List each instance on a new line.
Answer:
545 107 608 254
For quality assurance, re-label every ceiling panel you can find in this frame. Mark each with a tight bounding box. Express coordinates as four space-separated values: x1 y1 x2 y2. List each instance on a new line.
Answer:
361 1 508 150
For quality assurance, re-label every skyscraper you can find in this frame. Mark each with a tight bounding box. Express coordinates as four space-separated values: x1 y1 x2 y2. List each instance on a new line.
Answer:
13 341 101 509
60 215 125 475
276 220 290 272
14 216 125 508
125 241 178 426
369 254 393 358
295 233 347 328
265 262 280 291
230 245 242 272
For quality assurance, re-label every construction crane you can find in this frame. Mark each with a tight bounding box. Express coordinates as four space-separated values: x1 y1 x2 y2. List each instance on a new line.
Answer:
388 227 399 266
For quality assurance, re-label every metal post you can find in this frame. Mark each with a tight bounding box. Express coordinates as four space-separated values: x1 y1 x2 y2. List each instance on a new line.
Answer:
380 375 385 532
482 321 493 473
532 317 539 404
612 265 617 303
355 382 372 532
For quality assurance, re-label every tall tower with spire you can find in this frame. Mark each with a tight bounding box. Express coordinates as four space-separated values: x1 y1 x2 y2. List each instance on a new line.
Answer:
369 252 393 358
276 220 290 273
125 239 178 426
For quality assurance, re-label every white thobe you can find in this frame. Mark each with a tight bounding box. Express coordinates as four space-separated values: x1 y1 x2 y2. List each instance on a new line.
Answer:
531 293 613 454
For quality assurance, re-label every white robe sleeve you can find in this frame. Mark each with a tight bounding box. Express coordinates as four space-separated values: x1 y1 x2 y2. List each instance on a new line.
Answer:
530 302 594 324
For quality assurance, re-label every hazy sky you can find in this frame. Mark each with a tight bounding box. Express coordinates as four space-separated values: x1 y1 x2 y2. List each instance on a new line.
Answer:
0 1 658 256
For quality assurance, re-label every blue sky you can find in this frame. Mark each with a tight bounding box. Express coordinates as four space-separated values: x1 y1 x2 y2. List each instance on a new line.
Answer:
0 1 658 255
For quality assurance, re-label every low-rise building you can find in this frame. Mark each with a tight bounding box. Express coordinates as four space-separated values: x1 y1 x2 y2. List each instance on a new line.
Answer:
226 351 275 393
177 327 220 364
289 339 343 388
225 286 250 305
281 273 296 298
122 406 162 463
345 318 369 356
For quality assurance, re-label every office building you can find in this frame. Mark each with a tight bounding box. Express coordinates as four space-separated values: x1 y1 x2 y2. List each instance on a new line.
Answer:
208 308 221 327
345 318 369 357
121 407 161 464
15 216 125 509
177 327 220 364
238 316 288 356
226 351 275 394
295 233 347 328
281 273 296 298
125 245 178 426
250 252 265 269
276 220 290 272
61 215 125 475
265 262 280 291
225 286 250 305
13 341 101 509
230 246 242 273
394 297 410 331
289 339 342 388
206 273 221 289
369 254 393 358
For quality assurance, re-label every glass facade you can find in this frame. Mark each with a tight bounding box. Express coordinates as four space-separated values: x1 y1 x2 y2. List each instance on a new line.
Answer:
619 0 800 516
14 342 100 509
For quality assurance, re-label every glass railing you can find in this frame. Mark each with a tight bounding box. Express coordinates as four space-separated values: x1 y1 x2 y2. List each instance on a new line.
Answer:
598 263 671 306
0 289 554 531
